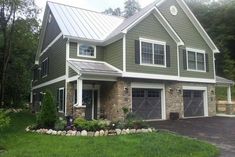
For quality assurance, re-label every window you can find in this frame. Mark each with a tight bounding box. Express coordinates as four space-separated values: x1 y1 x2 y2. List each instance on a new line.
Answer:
48 13 52 23
187 48 206 72
78 44 96 58
41 58 49 77
57 88 64 112
140 38 166 67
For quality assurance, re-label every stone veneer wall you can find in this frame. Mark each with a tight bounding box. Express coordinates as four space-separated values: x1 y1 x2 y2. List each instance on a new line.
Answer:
100 78 132 121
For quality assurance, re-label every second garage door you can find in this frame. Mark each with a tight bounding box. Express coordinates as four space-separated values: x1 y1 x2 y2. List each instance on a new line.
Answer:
183 90 204 117
132 88 162 120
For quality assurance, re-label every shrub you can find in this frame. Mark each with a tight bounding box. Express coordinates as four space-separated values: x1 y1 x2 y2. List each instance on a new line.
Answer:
54 117 66 131
0 110 10 130
36 90 57 128
74 118 109 131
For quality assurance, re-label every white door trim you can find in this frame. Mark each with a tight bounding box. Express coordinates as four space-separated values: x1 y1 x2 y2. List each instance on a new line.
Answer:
182 86 208 117
131 82 166 120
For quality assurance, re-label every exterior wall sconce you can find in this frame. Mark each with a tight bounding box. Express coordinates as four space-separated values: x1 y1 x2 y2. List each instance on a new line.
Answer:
210 89 214 95
177 88 182 95
124 87 129 93
168 88 174 94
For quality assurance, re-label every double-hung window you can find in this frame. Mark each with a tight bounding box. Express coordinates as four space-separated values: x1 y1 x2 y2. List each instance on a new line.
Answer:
187 48 206 72
57 88 65 112
41 58 49 77
77 44 96 58
140 38 166 67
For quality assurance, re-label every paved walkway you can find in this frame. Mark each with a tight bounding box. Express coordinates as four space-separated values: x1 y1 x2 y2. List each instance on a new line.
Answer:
149 117 235 157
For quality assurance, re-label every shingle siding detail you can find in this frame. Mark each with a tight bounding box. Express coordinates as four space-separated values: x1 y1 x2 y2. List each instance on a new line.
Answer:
126 14 178 75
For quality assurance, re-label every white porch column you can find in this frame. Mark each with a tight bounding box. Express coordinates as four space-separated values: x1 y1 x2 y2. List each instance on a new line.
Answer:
77 79 83 106
227 85 232 103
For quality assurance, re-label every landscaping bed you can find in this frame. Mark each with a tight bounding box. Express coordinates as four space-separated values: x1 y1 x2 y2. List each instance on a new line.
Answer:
0 111 219 157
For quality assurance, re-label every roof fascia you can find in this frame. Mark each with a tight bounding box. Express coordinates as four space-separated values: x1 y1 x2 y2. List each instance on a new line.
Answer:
176 0 220 53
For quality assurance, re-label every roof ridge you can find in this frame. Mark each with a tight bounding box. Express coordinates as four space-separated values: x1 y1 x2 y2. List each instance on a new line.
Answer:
47 1 125 19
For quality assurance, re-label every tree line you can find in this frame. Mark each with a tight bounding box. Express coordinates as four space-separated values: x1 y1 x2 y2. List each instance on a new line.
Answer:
0 0 234 107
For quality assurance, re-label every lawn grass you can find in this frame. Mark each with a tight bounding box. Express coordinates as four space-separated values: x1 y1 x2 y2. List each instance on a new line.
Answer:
0 111 219 157
216 86 235 101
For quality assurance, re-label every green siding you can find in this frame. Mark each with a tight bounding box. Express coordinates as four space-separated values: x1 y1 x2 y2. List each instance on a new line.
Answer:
126 14 177 75
69 42 104 61
33 37 66 86
104 39 123 70
69 67 77 77
32 80 65 111
42 12 61 51
159 0 214 79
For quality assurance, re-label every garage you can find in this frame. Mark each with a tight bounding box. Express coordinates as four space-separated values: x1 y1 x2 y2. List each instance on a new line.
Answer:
132 88 162 120
183 90 205 117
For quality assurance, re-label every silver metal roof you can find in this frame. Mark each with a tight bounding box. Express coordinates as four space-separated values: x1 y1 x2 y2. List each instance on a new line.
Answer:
216 76 234 85
48 2 124 41
68 60 122 76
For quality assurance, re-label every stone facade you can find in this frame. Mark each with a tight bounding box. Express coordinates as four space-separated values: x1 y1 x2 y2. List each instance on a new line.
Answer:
66 78 216 121
100 78 132 121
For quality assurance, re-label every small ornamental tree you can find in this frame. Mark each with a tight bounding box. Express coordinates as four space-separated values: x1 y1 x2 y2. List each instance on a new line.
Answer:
0 110 10 130
36 90 57 128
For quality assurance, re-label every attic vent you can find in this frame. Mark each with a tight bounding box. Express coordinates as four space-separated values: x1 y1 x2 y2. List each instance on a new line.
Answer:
48 13 52 23
170 5 178 16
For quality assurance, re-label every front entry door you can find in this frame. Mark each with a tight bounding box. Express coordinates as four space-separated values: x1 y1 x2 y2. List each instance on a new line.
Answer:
83 90 98 120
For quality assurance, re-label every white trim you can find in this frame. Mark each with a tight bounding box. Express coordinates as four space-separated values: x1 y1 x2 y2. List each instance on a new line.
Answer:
182 86 208 117
131 82 166 120
186 47 206 72
123 72 216 83
41 57 49 78
227 85 232 103
40 33 63 57
176 0 219 53
77 43 96 58
32 75 66 90
177 44 181 77
139 37 167 68
58 87 65 113
65 40 70 116
77 79 83 106
68 75 80 82
123 34 126 72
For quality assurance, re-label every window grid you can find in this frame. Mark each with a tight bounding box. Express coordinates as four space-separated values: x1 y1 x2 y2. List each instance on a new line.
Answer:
140 40 166 66
187 49 205 72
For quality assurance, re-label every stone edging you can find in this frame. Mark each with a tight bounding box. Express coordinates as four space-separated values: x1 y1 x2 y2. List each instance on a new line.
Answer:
25 127 156 137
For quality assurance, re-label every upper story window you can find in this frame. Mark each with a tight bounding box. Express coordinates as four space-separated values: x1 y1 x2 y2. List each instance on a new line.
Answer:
140 38 166 67
41 58 49 78
186 48 206 72
77 44 96 58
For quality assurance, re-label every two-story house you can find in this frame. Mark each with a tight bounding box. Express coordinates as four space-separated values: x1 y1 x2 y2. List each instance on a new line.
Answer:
32 0 221 121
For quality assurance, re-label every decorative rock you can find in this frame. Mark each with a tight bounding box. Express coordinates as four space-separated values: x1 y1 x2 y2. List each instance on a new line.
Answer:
104 130 109 136
52 130 57 135
115 129 122 135
25 127 30 132
87 132 94 137
46 129 53 134
76 131 81 136
57 131 62 135
130 129 136 134
81 130 88 136
108 130 117 136
71 131 77 136
148 128 152 133
36 129 41 133
126 129 130 134
94 131 100 137
136 129 142 133
141 128 148 133
66 134 71 136
121 129 127 135
99 130 105 136
61 131 67 136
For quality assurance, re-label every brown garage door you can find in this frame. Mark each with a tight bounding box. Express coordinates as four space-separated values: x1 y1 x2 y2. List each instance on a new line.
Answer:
183 90 204 117
132 88 162 120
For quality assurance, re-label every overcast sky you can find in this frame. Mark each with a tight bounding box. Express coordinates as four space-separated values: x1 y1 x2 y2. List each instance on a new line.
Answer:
35 0 155 20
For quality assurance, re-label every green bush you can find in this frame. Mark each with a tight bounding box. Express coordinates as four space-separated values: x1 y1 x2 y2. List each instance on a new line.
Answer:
36 90 57 128
73 118 109 131
54 117 66 131
0 110 10 130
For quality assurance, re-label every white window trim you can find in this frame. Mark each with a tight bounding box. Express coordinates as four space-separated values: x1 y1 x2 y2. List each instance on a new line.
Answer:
186 47 206 72
58 87 65 113
182 86 208 117
131 82 166 120
139 37 166 68
41 57 49 78
77 43 96 59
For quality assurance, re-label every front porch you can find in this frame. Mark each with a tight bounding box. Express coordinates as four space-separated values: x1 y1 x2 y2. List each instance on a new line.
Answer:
216 76 235 115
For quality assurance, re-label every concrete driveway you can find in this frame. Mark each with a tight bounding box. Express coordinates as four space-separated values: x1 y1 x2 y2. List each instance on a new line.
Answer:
149 117 235 157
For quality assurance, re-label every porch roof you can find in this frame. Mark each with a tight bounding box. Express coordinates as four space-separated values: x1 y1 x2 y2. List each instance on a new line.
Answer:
216 76 234 86
67 60 122 76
